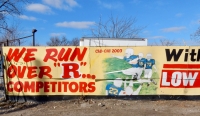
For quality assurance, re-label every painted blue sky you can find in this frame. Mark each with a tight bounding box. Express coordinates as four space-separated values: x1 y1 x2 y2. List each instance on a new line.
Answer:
6 0 200 46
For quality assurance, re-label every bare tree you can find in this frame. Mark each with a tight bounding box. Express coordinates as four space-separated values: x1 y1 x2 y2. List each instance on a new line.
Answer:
191 27 200 43
0 0 27 33
46 36 71 46
151 39 177 46
0 23 24 46
70 37 79 46
46 36 80 46
90 14 144 38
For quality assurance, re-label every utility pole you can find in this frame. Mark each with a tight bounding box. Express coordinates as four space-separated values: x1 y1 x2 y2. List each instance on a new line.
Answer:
32 29 37 46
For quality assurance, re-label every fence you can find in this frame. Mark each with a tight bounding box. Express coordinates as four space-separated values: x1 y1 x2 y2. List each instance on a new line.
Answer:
0 53 5 98
0 73 5 99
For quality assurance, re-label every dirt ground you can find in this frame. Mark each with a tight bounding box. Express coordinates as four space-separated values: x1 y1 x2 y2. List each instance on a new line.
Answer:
1 96 200 116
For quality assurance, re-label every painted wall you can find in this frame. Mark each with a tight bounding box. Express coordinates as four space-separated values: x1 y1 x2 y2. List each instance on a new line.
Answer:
2 46 200 96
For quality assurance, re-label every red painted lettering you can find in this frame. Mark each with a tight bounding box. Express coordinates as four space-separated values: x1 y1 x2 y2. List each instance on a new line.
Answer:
43 49 58 62
6 65 52 79
27 66 37 79
44 82 50 92
14 81 23 92
69 82 78 92
70 47 87 61
36 82 43 92
6 81 96 93
43 47 87 62
24 81 35 92
58 48 72 61
18 66 26 78
50 82 57 92
61 63 81 79
88 82 96 92
79 82 87 92
7 81 14 92
39 66 52 79
23 49 37 62
7 65 17 78
62 82 69 92
58 82 62 92
6 48 37 62
6 48 26 62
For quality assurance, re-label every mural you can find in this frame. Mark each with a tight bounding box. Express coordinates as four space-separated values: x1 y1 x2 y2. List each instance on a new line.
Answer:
102 48 158 95
2 46 200 96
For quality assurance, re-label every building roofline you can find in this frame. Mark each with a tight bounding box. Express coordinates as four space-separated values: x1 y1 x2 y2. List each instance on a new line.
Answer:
80 37 146 41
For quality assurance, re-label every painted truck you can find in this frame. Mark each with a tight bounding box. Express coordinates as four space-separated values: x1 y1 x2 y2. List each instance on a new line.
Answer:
79 37 147 46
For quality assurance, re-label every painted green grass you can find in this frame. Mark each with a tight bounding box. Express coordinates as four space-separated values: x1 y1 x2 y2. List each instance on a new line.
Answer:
104 58 132 72
139 72 158 95
103 58 132 80
103 57 159 95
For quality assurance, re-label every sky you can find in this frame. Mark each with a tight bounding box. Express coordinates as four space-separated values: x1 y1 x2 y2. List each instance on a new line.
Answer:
6 0 200 46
